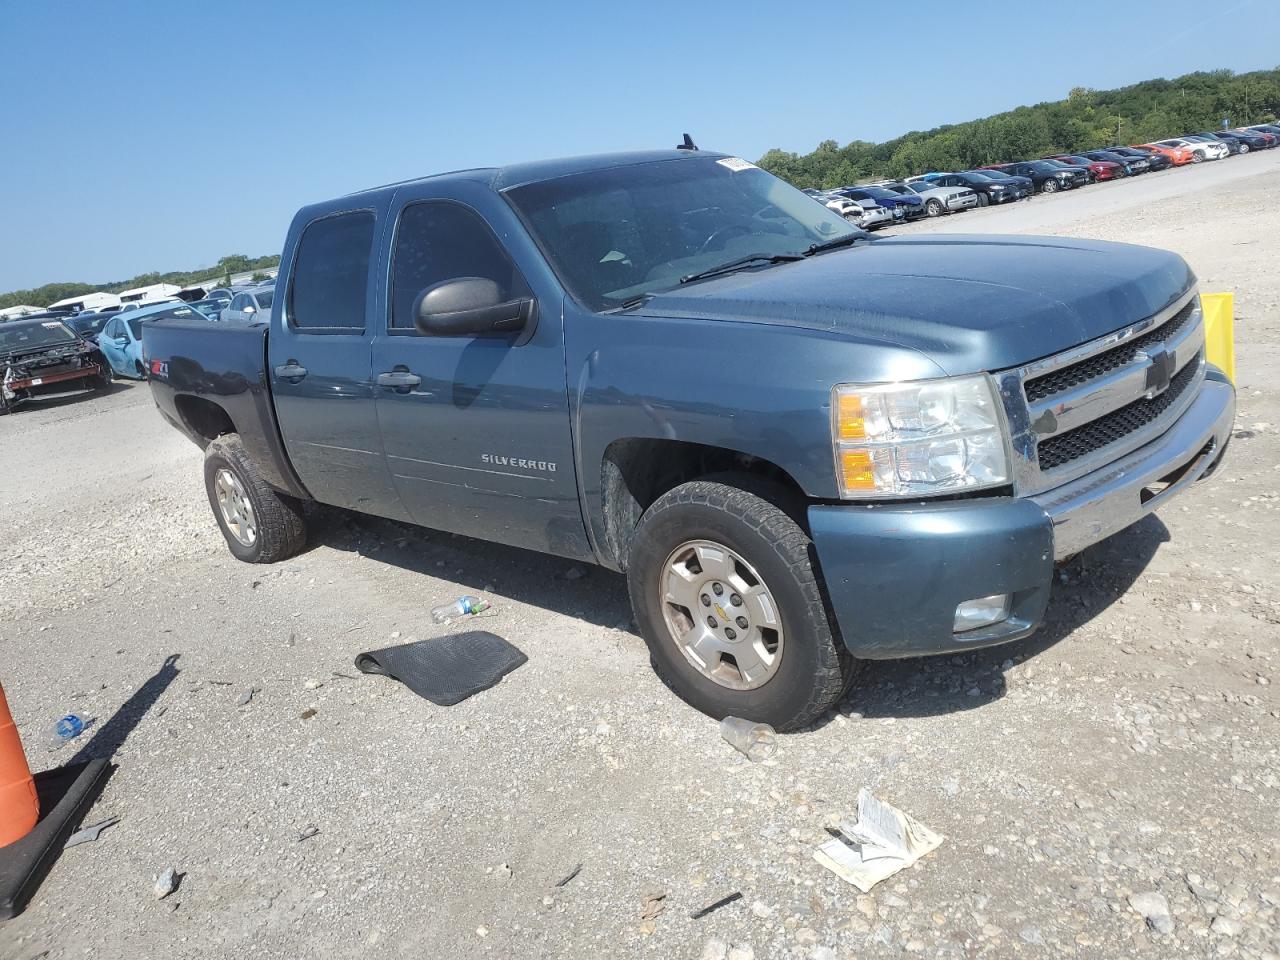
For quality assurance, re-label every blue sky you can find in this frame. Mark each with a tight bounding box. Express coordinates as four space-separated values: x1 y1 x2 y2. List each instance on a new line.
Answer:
1 0 1275 291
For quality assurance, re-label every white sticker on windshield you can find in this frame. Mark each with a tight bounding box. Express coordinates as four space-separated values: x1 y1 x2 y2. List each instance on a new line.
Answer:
716 157 755 172
42 322 62 328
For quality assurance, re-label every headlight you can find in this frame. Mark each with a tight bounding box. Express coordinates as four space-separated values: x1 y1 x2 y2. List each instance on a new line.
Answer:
988 183 1005 190
831 375 1010 498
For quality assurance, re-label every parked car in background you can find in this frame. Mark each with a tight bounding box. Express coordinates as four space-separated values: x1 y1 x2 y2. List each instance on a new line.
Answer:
840 185 924 220
1240 124 1280 142
1050 154 1122 180
1081 149 1150 175
220 286 275 323
64 310 116 341
120 296 180 313
1196 130 1270 153
920 171 1027 205
832 187 904 225
99 301 209 379
189 297 231 321
1106 146 1172 171
894 179 978 216
1184 133 1241 156
1137 141 1196 165
994 160 1086 193
1154 137 1227 162
1 316 113 413
816 192 869 226
964 168 1035 196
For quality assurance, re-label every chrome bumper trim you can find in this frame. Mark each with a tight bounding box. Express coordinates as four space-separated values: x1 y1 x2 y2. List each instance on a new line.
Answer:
1031 378 1235 560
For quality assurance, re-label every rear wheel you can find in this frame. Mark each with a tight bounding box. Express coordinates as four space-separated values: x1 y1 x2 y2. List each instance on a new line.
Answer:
925 199 943 217
204 434 308 563
626 479 855 731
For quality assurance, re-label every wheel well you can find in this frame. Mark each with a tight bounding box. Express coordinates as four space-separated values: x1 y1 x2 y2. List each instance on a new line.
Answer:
600 439 808 571
174 395 236 447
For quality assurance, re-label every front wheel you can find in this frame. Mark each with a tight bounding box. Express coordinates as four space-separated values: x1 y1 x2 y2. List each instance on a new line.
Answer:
204 434 308 563
626 480 854 731
976 193 990 207
925 199 943 217
1238 144 1249 154
1191 151 1204 163
1041 178 1059 193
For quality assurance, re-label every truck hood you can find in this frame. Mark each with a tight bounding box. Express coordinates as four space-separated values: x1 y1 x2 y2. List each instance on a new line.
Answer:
631 234 1195 374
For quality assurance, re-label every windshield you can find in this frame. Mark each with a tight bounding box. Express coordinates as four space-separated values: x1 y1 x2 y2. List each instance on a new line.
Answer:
1024 161 1065 174
0 320 77 354
505 157 857 311
979 169 1014 179
960 172 993 182
849 186 898 200
906 182 930 193
68 314 110 335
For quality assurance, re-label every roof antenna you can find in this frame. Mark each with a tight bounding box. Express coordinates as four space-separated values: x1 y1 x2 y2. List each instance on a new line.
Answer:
677 133 698 151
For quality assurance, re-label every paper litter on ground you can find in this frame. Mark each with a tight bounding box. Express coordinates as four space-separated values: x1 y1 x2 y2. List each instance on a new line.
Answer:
813 788 944 892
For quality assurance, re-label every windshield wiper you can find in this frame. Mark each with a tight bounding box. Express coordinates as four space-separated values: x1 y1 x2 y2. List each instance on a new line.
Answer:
806 232 871 256
679 252 804 285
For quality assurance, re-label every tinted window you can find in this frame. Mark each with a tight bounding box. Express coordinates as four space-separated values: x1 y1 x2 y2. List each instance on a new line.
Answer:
255 288 274 309
127 318 143 339
389 202 528 331
288 211 374 330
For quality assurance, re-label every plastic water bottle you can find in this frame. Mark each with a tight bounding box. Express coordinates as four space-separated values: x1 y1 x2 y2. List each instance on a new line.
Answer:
430 595 490 624
49 713 85 747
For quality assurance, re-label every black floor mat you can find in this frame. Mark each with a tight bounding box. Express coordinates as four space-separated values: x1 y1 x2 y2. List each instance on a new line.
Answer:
355 631 526 706
0 758 112 920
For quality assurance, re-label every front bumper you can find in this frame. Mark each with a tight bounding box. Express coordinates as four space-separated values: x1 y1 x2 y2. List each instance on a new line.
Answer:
808 373 1235 660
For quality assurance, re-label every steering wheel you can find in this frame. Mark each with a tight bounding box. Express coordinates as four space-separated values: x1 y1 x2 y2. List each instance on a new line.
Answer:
697 223 752 254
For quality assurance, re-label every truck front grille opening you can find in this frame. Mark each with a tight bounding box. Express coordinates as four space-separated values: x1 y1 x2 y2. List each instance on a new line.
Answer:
1036 353 1201 472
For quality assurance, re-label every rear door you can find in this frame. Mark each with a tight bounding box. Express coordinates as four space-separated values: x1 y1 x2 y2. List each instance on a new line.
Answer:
369 184 590 559
99 317 128 374
267 205 409 520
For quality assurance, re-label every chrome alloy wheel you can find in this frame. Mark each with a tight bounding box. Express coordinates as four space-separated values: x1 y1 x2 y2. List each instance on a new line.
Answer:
660 540 784 690
214 468 257 547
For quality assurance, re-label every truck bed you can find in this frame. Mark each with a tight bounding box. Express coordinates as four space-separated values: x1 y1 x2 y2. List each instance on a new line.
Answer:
142 318 308 499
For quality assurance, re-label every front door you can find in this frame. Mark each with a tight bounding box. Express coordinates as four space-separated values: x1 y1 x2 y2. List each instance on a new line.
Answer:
267 206 409 520
370 192 589 559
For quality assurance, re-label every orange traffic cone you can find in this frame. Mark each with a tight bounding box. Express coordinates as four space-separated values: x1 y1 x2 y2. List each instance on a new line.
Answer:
0 684 39 847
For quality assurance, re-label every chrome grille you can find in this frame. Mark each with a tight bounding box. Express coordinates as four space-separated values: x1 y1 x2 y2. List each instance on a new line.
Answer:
1025 299 1196 402
1036 352 1201 471
996 288 1206 495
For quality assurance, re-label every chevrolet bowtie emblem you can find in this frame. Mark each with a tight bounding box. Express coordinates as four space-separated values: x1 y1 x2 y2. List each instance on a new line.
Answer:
1139 343 1175 398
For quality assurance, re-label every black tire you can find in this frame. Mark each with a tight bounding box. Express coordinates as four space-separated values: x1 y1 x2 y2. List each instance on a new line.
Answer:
92 364 113 391
204 433 308 563
626 479 855 731
1041 178 1059 193
925 199 943 217
977 192 990 207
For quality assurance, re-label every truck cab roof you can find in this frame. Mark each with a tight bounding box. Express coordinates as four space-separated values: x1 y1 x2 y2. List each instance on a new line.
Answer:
342 149 729 201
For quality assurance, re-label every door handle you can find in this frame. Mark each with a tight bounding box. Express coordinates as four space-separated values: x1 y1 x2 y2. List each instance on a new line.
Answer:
377 367 422 391
274 361 308 381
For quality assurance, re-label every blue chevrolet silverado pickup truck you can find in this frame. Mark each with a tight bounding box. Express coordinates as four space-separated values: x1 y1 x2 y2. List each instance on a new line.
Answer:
143 148 1235 730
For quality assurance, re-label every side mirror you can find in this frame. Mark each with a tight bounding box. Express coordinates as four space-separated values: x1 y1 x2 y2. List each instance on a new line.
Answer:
242 305 256 315
413 277 535 337
114 336 129 348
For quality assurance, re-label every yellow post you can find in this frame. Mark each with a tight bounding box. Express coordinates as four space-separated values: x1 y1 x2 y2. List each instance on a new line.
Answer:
1201 292 1235 384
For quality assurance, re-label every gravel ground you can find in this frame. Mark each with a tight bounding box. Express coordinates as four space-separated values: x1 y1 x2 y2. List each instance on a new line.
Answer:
1 153 1278 960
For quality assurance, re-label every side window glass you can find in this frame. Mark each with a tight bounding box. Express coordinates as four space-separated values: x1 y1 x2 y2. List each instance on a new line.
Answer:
105 319 120 338
288 210 375 331
389 202 529 331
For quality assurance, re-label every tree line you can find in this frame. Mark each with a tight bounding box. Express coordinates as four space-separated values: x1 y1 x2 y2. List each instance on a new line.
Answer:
0 254 281 311
757 67 1280 188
